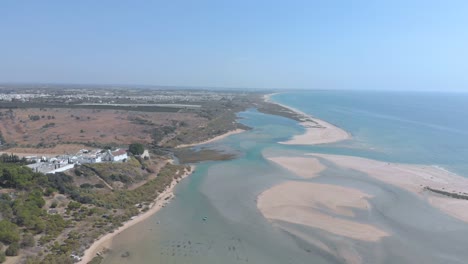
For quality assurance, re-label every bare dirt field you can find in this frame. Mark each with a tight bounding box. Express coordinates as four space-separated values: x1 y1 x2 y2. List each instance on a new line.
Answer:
0 108 206 148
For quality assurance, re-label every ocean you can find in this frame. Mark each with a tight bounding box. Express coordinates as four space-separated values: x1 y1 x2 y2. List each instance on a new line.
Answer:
272 91 468 175
101 91 468 264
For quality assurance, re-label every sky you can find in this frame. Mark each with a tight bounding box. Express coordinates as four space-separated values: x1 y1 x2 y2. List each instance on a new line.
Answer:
1 0 468 91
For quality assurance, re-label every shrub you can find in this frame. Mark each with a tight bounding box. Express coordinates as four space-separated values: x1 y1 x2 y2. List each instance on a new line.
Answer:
80 183 93 189
21 233 35 248
67 201 81 210
5 242 19 256
94 183 105 188
0 220 20 244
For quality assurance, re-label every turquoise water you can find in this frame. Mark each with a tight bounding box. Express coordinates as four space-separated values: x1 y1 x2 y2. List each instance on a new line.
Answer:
102 91 468 264
273 91 468 175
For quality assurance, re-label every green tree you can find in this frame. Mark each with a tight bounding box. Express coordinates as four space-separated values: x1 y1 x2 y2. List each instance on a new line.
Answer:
128 143 144 155
0 220 20 244
67 201 81 211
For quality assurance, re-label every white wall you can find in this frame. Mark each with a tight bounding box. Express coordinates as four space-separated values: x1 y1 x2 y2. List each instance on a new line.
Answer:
47 163 75 174
113 153 128 162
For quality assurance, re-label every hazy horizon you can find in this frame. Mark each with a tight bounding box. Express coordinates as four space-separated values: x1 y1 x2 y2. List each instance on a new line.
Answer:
2 1 468 91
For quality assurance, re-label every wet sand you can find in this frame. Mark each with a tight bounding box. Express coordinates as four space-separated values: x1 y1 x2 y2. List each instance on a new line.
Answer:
310 153 468 223
264 93 350 145
79 166 195 264
97 107 468 264
258 94 468 263
280 120 350 145
258 181 389 241
258 152 468 264
266 156 325 178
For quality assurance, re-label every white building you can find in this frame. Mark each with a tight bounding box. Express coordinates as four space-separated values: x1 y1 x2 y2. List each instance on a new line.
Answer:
27 161 75 174
48 163 75 174
139 149 150 159
103 149 128 162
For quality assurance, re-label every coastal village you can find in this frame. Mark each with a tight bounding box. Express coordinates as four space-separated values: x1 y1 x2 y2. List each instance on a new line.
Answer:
0 85 264 264
1 142 192 263
25 148 132 175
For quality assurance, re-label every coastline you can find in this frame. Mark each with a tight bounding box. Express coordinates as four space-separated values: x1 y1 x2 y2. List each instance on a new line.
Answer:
79 165 195 264
309 153 468 223
264 93 350 145
258 93 468 263
174 129 245 148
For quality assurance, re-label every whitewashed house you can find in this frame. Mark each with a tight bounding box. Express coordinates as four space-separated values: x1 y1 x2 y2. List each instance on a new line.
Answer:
103 149 128 162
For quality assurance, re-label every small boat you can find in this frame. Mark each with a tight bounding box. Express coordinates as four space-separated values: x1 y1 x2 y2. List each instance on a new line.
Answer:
202 216 207 221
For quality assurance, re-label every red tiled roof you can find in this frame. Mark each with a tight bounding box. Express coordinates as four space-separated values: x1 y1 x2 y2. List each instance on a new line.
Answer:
111 149 127 156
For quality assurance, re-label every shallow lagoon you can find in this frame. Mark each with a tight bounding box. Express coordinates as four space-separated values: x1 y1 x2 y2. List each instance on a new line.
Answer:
103 92 468 264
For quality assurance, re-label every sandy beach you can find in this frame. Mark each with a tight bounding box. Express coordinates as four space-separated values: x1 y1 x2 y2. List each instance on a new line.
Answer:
175 129 245 148
280 119 350 145
79 165 195 264
264 93 350 145
258 93 468 263
258 155 389 242
309 153 468 223
257 151 468 264
258 181 388 241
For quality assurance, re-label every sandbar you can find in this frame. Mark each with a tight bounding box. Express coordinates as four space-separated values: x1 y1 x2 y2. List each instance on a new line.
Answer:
266 156 325 178
257 181 388 241
310 153 468 223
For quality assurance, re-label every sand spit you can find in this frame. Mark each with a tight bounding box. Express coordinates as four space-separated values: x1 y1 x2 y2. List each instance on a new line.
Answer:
280 119 350 145
266 156 325 178
264 93 350 145
279 118 350 145
310 153 468 223
258 181 388 241
175 129 245 148
79 165 195 264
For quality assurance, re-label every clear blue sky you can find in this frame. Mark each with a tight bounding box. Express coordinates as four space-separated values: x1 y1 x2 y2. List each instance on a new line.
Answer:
1 0 468 90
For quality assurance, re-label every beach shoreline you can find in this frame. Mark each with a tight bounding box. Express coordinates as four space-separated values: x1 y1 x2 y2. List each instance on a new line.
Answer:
257 152 468 264
264 93 350 145
309 153 468 223
79 165 195 264
257 93 468 263
175 129 245 148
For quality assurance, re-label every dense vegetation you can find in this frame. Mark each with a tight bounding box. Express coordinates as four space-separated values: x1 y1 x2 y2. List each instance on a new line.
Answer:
0 156 188 263
0 161 71 263
128 143 144 155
